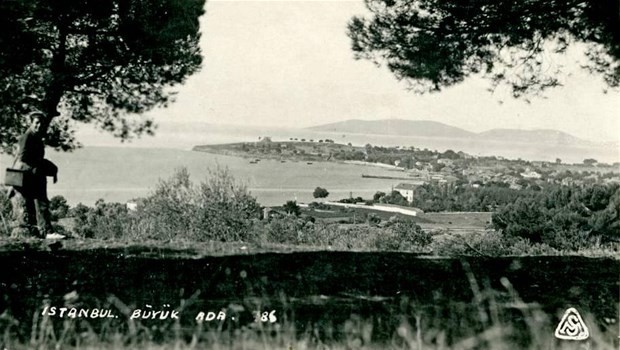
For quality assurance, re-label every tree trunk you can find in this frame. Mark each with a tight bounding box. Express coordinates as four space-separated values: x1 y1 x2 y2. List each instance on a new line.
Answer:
42 79 64 129
41 24 68 133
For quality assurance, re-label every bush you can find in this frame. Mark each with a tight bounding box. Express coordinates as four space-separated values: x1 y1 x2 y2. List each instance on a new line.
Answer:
136 167 262 241
431 230 558 256
339 197 364 204
0 186 12 236
393 220 432 247
493 184 620 250
261 216 312 244
367 213 381 226
65 168 261 242
308 202 331 210
383 191 408 206
540 226 591 251
282 201 301 216
374 219 431 251
300 223 386 250
49 195 69 221
313 187 329 199
70 200 134 239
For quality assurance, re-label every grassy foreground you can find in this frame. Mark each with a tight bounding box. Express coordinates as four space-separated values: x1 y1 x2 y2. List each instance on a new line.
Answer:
1 273 616 350
0 244 617 349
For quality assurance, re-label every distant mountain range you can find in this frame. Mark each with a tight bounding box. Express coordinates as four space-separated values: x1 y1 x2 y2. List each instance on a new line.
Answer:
307 119 592 145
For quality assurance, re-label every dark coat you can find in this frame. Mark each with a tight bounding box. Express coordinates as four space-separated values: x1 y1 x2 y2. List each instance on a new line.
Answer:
15 130 48 199
16 130 45 171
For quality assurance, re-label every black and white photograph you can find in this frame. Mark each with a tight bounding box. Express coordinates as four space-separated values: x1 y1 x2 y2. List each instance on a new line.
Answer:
0 0 618 349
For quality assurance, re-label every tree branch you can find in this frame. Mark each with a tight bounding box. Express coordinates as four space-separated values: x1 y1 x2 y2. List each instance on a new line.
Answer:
66 27 120 36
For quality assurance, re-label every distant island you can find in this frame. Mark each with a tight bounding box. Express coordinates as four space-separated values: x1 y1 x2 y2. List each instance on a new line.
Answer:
307 119 592 146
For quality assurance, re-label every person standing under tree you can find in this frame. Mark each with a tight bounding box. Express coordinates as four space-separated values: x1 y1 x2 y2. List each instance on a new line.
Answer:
9 111 64 239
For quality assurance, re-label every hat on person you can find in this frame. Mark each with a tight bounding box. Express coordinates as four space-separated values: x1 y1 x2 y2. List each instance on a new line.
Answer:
27 110 46 121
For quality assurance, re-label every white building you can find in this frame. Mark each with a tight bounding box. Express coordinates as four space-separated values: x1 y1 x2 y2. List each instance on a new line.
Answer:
394 183 420 203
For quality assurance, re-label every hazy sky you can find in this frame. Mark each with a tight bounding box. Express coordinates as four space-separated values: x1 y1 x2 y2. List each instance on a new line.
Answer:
97 0 620 143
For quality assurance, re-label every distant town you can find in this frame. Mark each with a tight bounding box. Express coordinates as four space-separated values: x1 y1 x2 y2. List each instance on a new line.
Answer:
194 136 620 195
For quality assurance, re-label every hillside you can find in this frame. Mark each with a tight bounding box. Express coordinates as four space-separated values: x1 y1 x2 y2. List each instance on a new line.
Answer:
307 119 475 139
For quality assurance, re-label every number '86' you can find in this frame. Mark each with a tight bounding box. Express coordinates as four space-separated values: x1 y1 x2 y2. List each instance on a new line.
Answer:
255 310 277 323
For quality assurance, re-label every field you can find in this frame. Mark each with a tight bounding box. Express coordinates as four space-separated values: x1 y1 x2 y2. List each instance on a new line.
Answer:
0 249 617 349
296 203 491 233
418 212 492 233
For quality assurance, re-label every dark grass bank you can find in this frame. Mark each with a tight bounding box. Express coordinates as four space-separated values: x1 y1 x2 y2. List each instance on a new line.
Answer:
0 250 617 348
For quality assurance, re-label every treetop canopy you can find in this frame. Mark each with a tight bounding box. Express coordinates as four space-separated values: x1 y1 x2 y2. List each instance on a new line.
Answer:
0 0 205 152
348 0 619 97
